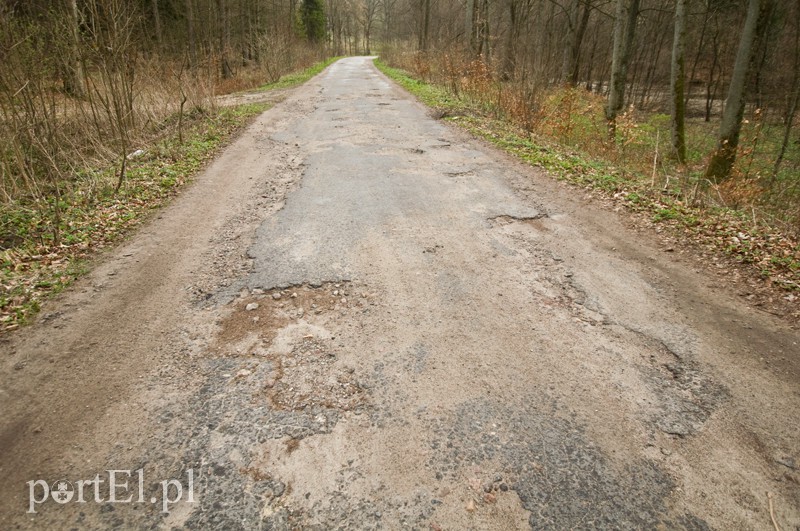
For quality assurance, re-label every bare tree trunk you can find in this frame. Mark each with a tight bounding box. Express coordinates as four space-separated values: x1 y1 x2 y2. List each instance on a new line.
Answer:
772 0 800 181
424 0 431 52
704 24 721 122
635 18 669 107
254 0 262 63
561 0 591 86
685 0 710 107
363 0 377 55
752 1 777 110
290 0 298 34
477 0 490 60
419 0 430 51
704 0 762 183
584 18 601 91
466 0 476 54
152 0 163 49
605 0 640 136
561 0 579 84
218 0 233 78
772 70 799 181
570 0 592 86
64 0 86 97
186 0 197 68
383 0 396 45
501 0 518 80
670 0 687 163
608 3 625 123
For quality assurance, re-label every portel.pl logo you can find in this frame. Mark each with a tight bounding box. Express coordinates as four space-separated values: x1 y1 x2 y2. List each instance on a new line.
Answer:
27 468 195 514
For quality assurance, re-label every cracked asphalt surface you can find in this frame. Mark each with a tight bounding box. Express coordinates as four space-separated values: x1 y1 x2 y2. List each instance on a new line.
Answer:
1 57 798 530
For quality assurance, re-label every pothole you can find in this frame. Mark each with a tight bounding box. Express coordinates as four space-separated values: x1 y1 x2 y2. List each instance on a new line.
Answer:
214 281 371 415
635 335 729 437
445 170 474 178
488 213 548 227
265 336 366 413
427 397 708 529
215 282 353 354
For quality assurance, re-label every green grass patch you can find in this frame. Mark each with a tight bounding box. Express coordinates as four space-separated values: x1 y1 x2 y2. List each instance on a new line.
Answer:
258 57 343 91
374 58 465 113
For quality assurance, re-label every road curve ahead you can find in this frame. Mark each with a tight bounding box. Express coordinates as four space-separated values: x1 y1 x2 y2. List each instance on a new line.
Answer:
1 57 798 530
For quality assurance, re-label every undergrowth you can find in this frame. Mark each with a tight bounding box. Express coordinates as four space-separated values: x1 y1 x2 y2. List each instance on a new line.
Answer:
0 59 336 333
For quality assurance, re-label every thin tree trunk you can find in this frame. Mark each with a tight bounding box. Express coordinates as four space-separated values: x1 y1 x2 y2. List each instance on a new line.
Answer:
419 0 430 51
670 0 687 163
64 0 86 97
466 0 476 54
562 0 590 86
621 0 639 80
584 18 601 91
569 0 592 86
753 1 777 109
501 0 518 80
152 0 162 49
772 76 799 181
636 20 668 107
685 0 710 107
478 0 490 60
383 0 394 45
561 0 579 84
607 2 624 118
704 25 720 122
772 0 800 181
218 0 233 78
605 0 640 136
186 0 197 68
290 0 298 34
705 0 762 183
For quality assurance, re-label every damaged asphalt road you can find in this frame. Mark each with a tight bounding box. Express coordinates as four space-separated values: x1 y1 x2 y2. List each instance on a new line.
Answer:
1 57 798 530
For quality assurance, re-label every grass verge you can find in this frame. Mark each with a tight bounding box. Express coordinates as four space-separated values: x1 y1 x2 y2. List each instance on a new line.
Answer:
257 56 342 91
374 58 800 311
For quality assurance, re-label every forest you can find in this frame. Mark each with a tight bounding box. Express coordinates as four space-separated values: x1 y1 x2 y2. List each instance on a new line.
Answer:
378 0 799 222
1 0 798 329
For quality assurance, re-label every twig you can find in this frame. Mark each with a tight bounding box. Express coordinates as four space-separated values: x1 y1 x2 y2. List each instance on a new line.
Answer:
651 130 659 187
767 491 782 531
12 80 29 98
